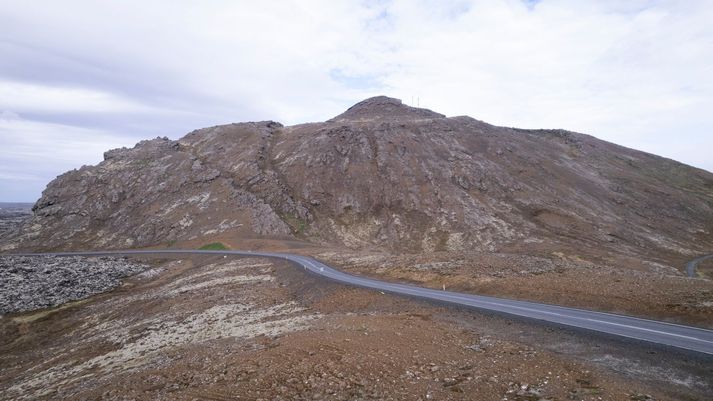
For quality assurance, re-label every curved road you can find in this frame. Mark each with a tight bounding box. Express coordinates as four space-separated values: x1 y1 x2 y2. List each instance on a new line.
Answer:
16 249 713 356
687 254 713 277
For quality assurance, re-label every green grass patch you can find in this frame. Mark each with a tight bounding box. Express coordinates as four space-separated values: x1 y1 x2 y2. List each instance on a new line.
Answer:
198 242 229 250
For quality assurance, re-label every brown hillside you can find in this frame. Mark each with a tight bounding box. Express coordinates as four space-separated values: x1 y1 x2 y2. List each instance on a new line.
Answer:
4 96 713 268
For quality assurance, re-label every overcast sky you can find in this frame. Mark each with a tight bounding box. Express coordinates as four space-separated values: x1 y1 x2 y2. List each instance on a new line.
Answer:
1 0 712 202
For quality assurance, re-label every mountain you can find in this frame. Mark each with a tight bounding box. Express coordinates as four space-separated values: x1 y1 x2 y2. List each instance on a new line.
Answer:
3 96 713 266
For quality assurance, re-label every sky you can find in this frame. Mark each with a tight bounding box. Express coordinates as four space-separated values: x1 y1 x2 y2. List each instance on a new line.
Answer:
1 0 712 202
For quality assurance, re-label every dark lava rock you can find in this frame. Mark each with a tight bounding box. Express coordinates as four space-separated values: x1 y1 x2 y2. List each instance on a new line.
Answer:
0 256 148 314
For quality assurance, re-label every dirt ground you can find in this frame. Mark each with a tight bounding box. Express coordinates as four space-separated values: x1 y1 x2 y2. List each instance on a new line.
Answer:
1 254 711 400
164 236 713 330
697 258 713 280
315 250 713 329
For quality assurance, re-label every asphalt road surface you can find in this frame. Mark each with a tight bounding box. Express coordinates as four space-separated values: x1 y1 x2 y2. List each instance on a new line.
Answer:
686 253 713 277
16 249 713 356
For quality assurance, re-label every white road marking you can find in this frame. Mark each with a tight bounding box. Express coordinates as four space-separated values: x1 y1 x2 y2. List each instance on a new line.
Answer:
15 250 713 354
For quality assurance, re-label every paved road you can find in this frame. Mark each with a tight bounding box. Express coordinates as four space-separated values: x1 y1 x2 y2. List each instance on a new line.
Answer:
686 254 713 277
16 249 713 355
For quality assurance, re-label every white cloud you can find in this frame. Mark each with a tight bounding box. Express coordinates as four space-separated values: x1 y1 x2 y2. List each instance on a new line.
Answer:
0 113 144 201
0 0 712 200
0 81 157 114
0 114 138 163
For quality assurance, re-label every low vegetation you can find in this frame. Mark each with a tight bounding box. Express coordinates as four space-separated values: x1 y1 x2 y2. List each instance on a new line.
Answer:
198 242 229 250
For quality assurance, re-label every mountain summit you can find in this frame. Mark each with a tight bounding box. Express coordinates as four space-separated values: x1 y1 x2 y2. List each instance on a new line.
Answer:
4 97 712 269
329 96 445 122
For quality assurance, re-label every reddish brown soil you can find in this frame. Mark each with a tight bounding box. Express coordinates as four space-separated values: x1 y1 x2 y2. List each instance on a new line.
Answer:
1 255 710 400
317 250 713 329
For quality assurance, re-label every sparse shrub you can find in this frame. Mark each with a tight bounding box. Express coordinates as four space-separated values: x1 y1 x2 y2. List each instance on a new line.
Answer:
198 242 228 250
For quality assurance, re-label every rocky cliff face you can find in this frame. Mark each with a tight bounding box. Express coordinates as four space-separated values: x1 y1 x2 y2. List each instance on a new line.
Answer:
4 96 713 261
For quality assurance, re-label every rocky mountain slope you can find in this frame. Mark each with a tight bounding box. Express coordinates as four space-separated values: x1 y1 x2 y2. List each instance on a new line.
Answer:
4 96 713 265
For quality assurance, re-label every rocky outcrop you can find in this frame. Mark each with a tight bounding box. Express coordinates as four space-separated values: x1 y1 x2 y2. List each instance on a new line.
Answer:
3 97 713 261
0 256 148 313
329 96 445 122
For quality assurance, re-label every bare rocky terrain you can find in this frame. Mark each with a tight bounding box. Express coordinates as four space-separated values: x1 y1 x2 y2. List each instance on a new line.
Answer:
1 97 712 400
698 258 713 279
9 97 707 325
317 250 713 328
3 97 712 274
0 256 148 314
2 254 710 401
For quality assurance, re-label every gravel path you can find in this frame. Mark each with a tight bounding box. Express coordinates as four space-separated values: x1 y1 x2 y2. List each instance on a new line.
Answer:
0 256 148 314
